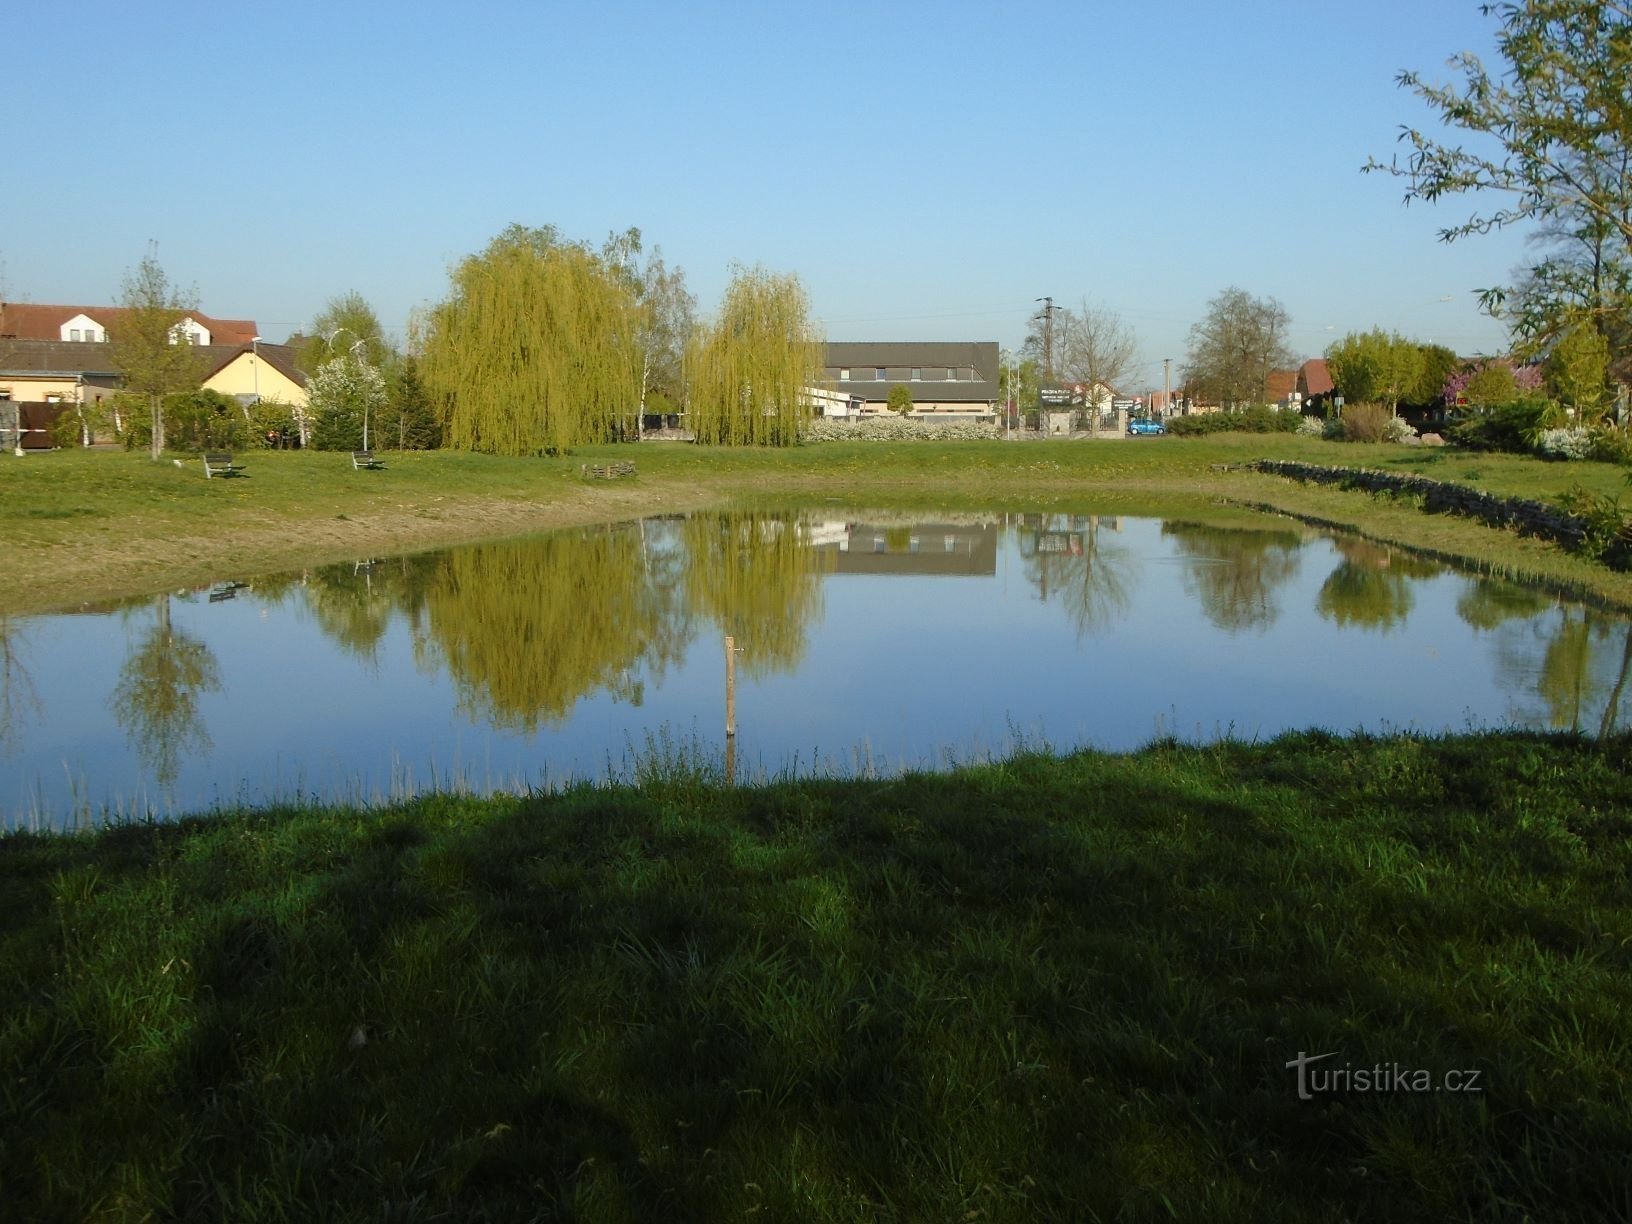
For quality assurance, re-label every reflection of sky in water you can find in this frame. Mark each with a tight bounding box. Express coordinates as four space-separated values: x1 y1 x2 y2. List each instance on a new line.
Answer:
4 513 1628 828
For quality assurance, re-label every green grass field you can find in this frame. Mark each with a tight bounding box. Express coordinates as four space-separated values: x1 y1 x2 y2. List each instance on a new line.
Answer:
5 436 1632 614
3 731 1630 1221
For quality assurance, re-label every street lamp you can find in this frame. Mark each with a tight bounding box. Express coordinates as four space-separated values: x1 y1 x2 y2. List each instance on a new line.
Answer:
325 327 372 450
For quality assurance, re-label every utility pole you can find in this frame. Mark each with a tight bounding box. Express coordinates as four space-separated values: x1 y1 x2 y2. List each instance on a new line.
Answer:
1033 297 1057 382
1163 357 1171 418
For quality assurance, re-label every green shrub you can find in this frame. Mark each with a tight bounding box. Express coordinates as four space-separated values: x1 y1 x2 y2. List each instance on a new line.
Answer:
1558 483 1631 563
1166 406 1299 437
248 398 300 448
887 384 914 415
1445 398 1551 453
48 407 85 448
1589 426 1632 465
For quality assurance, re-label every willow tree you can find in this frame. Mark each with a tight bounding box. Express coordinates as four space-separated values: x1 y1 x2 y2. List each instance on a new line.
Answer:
419 225 642 455
686 265 822 446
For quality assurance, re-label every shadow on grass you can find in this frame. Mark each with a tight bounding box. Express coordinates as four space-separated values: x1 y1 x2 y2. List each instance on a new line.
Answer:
3 731 1631 1221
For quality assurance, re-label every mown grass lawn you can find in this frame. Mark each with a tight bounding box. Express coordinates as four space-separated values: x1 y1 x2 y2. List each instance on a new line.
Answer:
4 731 1630 1221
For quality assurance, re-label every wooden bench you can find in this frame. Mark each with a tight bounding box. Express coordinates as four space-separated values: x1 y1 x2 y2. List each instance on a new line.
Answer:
351 450 384 470
202 453 242 478
580 460 636 479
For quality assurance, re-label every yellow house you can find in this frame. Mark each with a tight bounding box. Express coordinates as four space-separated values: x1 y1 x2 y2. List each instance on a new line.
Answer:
200 343 309 411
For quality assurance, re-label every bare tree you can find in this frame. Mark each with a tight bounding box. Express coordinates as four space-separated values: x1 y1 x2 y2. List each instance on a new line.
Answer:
1183 287 1294 408
1054 301 1139 405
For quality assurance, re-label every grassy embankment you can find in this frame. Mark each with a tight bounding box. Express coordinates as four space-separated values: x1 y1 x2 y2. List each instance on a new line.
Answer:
4 436 1631 615
3 730 1630 1221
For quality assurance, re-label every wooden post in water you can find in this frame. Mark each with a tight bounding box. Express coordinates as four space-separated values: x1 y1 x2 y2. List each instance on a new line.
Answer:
725 635 737 739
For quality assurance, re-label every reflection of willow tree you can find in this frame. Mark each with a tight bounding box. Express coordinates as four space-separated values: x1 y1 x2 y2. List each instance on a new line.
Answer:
1018 517 1135 636
1598 625 1632 739
110 596 221 787
1161 522 1302 632
423 529 690 731
1490 606 1632 736
1537 611 1599 733
1315 539 1440 632
681 512 822 676
1455 577 1549 632
302 554 444 663
0 614 42 757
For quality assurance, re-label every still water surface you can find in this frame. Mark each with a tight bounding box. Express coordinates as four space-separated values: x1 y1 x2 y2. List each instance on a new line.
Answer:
3 509 1629 827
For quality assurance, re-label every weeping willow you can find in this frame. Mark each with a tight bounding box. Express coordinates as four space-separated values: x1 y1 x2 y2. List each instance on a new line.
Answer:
420 225 642 455
681 511 822 675
686 265 822 446
422 531 675 731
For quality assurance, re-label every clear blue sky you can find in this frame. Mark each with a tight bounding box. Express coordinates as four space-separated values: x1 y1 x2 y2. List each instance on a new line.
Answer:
4 1 1533 392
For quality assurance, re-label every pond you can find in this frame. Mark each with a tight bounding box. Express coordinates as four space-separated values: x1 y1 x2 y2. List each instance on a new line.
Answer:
3 508 1629 829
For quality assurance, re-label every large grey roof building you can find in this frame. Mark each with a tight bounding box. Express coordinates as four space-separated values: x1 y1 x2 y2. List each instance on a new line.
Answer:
822 341 1000 414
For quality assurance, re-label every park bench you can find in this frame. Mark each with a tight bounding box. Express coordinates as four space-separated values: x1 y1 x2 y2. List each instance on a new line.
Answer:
352 450 384 470
202 453 243 478
580 460 636 480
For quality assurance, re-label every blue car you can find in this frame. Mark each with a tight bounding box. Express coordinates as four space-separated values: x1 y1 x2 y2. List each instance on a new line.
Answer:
1127 417 1165 436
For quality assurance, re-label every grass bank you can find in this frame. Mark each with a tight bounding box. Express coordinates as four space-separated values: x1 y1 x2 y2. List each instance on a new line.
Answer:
5 437 1631 614
3 731 1629 1220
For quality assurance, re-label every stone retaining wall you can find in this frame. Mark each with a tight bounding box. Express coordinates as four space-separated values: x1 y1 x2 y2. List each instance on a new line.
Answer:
1248 459 1631 570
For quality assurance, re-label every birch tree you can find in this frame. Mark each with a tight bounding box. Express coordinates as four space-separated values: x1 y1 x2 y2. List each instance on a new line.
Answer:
112 249 204 459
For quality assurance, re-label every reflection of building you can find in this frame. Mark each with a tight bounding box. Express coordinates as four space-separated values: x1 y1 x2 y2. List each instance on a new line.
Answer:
1015 514 1122 559
804 521 998 576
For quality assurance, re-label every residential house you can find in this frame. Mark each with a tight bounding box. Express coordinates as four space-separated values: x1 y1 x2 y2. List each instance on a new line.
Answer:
1266 369 1302 411
0 302 258 348
200 343 309 412
0 340 123 447
1297 359 1335 413
0 301 282 445
821 342 1000 417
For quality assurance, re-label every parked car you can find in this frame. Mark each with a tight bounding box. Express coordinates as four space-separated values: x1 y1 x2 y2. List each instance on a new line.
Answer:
1127 417 1165 436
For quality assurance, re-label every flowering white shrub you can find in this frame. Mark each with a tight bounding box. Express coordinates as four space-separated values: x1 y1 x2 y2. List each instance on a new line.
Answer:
308 357 387 450
1536 426 1593 460
1295 415 1325 437
801 416 1002 442
1383 415 1419 443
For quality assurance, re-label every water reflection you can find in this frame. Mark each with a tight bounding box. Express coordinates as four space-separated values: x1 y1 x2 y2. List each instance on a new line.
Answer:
683 511 821 677
1456 577 1550 631
1163 522 1303 633
1016 514 1135 635
1316 539 1443 632
110 594 222 787
0 613 41 757
10 509 1632 825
